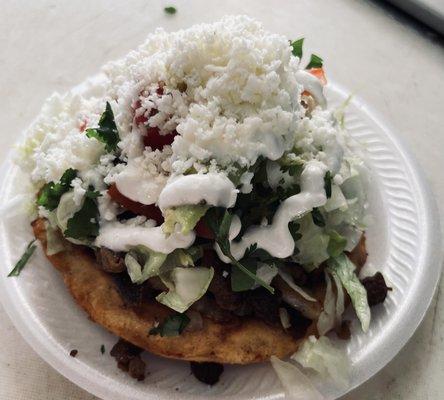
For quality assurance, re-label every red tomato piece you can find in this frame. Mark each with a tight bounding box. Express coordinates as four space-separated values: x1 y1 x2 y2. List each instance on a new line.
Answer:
143 127 177 150
307 67 327 85
108 184 164 224
195 219 215 240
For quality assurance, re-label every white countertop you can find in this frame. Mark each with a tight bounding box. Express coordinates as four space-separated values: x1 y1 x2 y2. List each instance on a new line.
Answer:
0 1 443 399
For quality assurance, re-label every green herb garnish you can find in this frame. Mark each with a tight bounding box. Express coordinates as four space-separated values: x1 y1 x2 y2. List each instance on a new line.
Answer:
164 6 177 14
204 208 274 294
86 102 120 152
231 259 257 292
149 314 190 337
288 221 302 242
311 207 326 227
100 344 105 355
37 168 77 211
306 54 323 69
64 192 100 241
324 171 332 198
8 240 37 277
290 38 304 59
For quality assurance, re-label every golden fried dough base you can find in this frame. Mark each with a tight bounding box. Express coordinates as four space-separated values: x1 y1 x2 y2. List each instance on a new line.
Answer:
32 218 307 364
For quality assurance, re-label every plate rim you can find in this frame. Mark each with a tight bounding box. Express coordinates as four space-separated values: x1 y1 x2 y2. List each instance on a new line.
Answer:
0 81 442 400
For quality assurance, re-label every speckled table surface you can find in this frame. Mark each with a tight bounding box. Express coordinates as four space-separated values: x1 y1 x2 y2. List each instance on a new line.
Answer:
0 1 443 399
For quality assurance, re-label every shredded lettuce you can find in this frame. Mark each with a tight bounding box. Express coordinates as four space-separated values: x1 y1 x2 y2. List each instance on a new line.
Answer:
254 262 278 287
316 271 336 335
293 215 330 271
278 269 317 302
292 335 350 389
124 246 168 284
327 254 371 332
332 272 345 324
327 230 347 258
156 267 214 313
163 205 209 234
279 307 291 329
324 185 348 212
44 222 66 256
55 191 83 233
270 356 324 400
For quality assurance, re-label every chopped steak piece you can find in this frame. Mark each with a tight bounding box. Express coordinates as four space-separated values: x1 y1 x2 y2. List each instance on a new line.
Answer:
190 361 224 385
245 287 281 326
289 264 308 286
95 248 126 273
335 320 352 340
306 264 325 286
206 251 243 311
112 273 159 306
191 296 236 324
285 306 313 340
110 338 146 381
361 272 392 306
69 349 78 357
128 357 146 381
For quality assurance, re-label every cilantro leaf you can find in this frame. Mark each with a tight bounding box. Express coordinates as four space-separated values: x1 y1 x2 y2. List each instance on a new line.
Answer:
8 240 37 277
290 38 304 59
204 208 275 294
231 259 257 292
149 313 189 337
100 344 105 355
164 6 177 14
86 102 120 152
324 171 332 198
64 196 99 241
37 168 77 211
311 207 326 227
306 54 323 69
288 221 302 242
278 155 303 177
327 230 347 257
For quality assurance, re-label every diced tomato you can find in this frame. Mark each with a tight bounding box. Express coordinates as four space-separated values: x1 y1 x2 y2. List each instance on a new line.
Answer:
195 219 215 240
308 67 327 85
143 127 177 150
301 67 327 98
79 119 87 132
108 184 164 224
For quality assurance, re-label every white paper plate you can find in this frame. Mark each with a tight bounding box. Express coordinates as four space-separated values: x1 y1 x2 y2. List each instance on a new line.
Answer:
0 81 441 400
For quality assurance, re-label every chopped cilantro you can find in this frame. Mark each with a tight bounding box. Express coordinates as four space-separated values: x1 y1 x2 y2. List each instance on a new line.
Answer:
86 102 120 152
278 155 303 177
327 230 347 257
64 194 100 241
306 54 323 69
231 259 257 292
8 240 37 277
164 6 177 14
149 314 189 337
311 207 326 227
324 171 332 198
204 208 274 294
100 344 105 355
37 168 77 211
288 221 302 242
290 38 304 59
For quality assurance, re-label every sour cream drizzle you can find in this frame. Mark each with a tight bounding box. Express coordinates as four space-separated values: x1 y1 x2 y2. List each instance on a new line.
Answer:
295 70 326 108
95 222 195 253
158 172 238 210
217 160 327 262
114 164 167 205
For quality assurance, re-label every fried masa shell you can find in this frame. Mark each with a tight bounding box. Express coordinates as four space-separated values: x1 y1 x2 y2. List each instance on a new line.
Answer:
32 218 304 363
32 218 367 364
